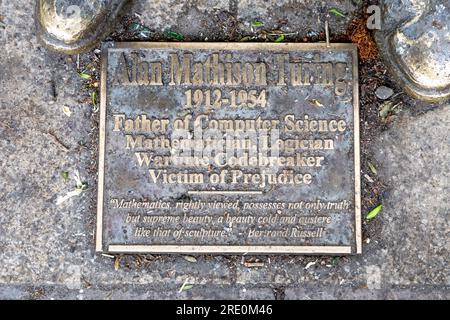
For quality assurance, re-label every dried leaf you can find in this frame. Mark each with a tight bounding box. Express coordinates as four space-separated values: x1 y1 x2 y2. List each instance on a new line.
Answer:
275 34 285 43
239 36 251 42
114 257 120 271
79 72 91 79
379 101 400 120
364 174 374 183
329 8 347 18
379 101 394 119
366 204 382 220
56 188 83 205
368 162 377 175
183 256 197 263
251 21 264 28
244 262 265 268
73 170 88 191
62 106 72 117
305 260 317 269
308 99 324 108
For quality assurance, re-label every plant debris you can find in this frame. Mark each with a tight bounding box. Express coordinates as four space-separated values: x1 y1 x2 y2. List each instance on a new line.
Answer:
305 260 317 269
366 204 382 220
183 256 197 263
179 278 193 292
62 106 72 117
56 170 88 205
91 91 97 106
129 22 151 38
47 130 70 151
239 36 252 42
329 8 347 18
308 99 324 108
379 101 401 121
60 171 69 182
347 16 379 60
368 162 377 175
244 261 265 268
251 21 264 28
275 34 285 43
166 31 184 41
114 256 120 271
79 72 92 80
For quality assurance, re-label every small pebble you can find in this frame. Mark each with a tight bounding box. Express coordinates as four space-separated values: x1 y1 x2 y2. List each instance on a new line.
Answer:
375 86 394 100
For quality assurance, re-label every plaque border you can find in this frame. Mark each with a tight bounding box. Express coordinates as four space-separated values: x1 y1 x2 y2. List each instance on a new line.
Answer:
96 42 361 255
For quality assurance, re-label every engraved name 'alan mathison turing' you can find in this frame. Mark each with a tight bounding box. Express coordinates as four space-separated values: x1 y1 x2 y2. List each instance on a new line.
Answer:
112 52 349 95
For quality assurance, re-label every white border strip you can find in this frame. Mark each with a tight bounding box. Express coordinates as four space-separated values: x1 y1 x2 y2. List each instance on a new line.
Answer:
109 245 352 254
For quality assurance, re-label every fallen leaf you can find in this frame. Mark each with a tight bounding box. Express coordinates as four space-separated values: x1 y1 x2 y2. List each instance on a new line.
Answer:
183 256 197 263
166 31 184 41
244 262 265 268
91 91 97 106
56 188 83 205
129 22 143 31
364 174 374 183
329 8 347 18
73 170 88 191
379 101 401 121
379 101 393 119
61 171 70 182
79 72 91 79
251 21 264 28
62 106 72 117
308 99 324 108
114 257 120 271
305 260 317 269
239 36 252 42
366 204 382 220
368 162 377 175
182 284 193 291
178 278 193 293
275 34 285 43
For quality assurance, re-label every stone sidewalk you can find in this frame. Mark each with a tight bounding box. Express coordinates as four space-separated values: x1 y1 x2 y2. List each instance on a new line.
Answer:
0 0 448 299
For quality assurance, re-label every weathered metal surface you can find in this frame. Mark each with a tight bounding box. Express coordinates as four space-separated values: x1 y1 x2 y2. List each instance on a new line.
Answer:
376 0 450 102
96 42 361 254
36 0 127 54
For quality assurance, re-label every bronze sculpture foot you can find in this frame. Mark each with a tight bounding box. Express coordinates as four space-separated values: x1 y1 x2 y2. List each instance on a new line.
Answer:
375 0 450 102
36 0 127 54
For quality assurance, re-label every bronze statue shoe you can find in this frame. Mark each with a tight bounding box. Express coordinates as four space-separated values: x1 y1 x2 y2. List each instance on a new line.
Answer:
375 0 450 102
36 0 127 54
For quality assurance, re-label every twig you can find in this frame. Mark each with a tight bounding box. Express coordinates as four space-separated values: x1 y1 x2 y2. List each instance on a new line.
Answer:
244 262 265 268
47 130 70 151
325 20 330 47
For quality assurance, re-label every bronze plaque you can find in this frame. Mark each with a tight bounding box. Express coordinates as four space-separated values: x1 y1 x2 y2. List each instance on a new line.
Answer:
96 43 361 255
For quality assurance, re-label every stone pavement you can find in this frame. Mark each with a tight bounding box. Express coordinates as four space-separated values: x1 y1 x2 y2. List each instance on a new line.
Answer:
0 0 448 299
